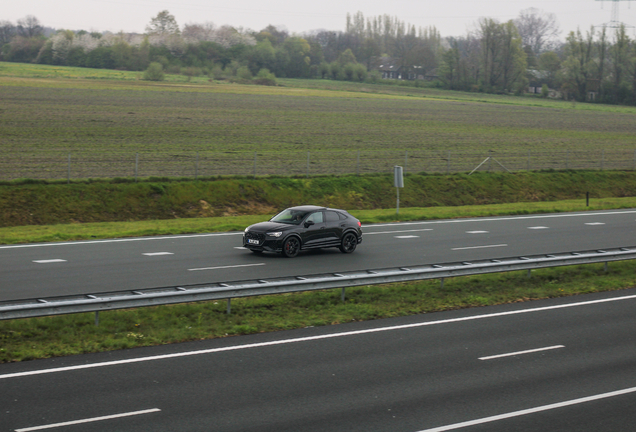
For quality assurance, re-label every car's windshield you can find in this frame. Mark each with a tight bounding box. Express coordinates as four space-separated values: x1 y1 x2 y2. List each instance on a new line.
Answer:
270 209 310 225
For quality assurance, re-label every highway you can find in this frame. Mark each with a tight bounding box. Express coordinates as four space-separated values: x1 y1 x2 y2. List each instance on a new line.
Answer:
1 209 636 431
2 289 636 431
1 209 635 300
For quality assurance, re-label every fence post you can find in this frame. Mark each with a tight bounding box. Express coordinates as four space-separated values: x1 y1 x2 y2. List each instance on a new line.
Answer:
447 151 450 174
356 150 360 176
307 152 310 178
253 152 257 178
601 149 604 170
404 150 408 173
135 153 139 182
67 153 71 184
527 151 530 171
566 150 569 170
195 152 199 180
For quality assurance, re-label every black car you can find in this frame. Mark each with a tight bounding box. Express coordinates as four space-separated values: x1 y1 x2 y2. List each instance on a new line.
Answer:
243 205 363 257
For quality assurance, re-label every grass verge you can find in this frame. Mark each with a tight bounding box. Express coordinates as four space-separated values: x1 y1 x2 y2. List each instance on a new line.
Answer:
1 260 634 363
1 197 636 245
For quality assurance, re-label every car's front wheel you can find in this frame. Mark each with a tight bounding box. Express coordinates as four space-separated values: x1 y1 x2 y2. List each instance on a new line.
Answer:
339 232 357 253
282 236 300 258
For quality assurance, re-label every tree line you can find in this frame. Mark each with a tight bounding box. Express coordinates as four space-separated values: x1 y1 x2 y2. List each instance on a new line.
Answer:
2 10 636 104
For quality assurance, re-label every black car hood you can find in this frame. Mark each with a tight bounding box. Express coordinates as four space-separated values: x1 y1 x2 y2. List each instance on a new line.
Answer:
246 221 295 233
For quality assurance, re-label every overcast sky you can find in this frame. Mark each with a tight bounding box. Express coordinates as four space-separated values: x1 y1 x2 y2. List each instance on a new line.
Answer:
5 0 636 39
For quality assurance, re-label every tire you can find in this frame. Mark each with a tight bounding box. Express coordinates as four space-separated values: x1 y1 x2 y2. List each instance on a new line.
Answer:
339 232 357 254
282 236 300 258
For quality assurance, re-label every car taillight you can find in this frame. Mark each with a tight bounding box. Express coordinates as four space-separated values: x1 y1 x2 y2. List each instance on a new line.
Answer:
358 221 362 227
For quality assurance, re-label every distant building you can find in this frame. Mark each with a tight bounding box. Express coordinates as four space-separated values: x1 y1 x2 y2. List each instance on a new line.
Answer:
372 56 436 81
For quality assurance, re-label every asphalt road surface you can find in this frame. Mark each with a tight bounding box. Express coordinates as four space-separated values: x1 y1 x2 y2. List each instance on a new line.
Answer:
1 209 636 301
2 289 636 431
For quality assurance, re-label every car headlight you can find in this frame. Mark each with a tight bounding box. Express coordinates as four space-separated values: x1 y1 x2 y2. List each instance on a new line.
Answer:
244 227 249 233
267 231 283 237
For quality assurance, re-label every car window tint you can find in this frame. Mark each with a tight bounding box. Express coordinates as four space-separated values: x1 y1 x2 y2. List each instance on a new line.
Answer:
337 212 348 220
325 211 339 222
306 212 324 223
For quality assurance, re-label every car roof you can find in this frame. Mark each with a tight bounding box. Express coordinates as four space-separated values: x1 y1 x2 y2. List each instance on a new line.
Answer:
287 205 327 212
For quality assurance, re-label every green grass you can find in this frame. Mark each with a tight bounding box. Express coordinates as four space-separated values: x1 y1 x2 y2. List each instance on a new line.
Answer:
2 260 634 363
1 196 636 245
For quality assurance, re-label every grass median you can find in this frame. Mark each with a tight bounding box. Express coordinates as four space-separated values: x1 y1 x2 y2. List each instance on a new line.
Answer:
1 198 636 363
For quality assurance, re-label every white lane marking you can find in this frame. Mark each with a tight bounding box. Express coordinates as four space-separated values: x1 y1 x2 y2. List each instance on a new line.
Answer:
585 222 606 226
365 229 433 235
1 209 633 250
452 244 507 251
466 231 489 234
365 209 636 229
32 259 67 264
0 232 243 249
142 252 174 256
479 345 565 360
15 408 161 432
395 235 420 239
188 263 265 271
2 293 635 380
528 226 549 230
416 387 636 432
234 247 247 250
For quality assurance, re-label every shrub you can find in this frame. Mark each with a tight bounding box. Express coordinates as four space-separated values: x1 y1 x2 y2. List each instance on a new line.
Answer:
143 62 164 81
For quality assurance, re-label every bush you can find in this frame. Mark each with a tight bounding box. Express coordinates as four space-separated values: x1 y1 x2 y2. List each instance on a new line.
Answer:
143 62 165 81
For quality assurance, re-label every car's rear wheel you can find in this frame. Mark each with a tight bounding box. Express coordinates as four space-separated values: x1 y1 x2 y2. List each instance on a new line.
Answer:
282 237 300 258
339 232 357 253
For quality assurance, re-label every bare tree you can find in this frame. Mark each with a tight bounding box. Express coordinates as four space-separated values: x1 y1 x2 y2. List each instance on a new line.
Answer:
0 20 16 45
16 15 43 38
514 8 560 54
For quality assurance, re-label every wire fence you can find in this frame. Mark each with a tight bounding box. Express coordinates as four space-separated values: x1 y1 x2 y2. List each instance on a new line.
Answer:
2 149 636 181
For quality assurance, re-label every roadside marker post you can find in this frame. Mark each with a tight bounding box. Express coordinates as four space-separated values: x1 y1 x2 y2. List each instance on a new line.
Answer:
394 166 404 215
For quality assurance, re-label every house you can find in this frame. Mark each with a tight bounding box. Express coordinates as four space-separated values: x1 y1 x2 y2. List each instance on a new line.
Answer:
372 56 433 80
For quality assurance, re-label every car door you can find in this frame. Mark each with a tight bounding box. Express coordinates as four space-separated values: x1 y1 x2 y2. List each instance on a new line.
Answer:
299 211 328 247
322 210 343 245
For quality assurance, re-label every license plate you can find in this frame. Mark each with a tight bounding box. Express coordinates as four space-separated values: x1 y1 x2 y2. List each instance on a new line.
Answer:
247 239 260 245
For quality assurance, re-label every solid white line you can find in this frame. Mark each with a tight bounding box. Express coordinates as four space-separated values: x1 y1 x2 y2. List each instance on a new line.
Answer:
0 232 243 249
416 387 636 432
528 226 549 230
452 244 507 251
2 293 635 381
395 235 420 239
479 345 565 360
585 222 605 226
364 209 636 230
142 252 174 256
2 209 633 250
188 263 265 271
32 259 67 264
466 231 489 234
15 408 161 432
365 228 433 235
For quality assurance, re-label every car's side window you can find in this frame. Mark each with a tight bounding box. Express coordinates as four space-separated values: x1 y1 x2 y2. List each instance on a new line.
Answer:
325 211 339 222
337 212 348 220
306 212 324 224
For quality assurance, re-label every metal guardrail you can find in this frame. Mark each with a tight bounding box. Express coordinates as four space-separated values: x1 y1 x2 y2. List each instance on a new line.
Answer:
1 247 635 321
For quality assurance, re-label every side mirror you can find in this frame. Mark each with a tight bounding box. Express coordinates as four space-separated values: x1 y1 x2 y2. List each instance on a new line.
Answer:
304 220 315 228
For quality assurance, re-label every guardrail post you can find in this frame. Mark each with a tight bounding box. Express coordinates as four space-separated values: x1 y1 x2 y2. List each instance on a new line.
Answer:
440 278 444 289
227 298 231 314
527 269 532 278
95 311 99 326
341 287 346 303
605 262 608 272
